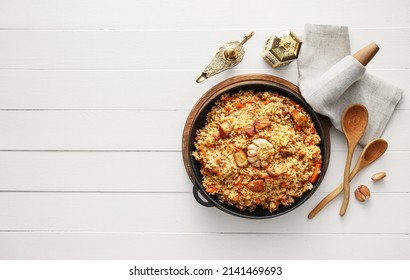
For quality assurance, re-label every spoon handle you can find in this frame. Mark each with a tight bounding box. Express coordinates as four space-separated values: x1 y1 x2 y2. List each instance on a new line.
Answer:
340 144 356 216
308 185 342 219
308 164 361 219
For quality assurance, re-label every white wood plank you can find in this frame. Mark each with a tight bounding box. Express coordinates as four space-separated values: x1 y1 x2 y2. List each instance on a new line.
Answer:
319 151 407 193
0 192 408 233
0 232 408 260
0 69 407 110
0 151 406 193
0 111 188 151
0 0 407 262
0 29 408 69
0 110 408 151
0 151 192 192
0 0 409 29
0 69 299 110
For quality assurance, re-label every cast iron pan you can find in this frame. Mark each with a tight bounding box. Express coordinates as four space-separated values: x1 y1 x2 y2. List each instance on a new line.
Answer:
182 74 331 218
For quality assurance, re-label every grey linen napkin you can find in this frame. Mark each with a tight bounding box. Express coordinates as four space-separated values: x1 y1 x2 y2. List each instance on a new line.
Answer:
297 24 403 146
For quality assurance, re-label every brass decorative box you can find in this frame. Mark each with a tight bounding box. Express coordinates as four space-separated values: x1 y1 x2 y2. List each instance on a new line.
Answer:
262 30 302 68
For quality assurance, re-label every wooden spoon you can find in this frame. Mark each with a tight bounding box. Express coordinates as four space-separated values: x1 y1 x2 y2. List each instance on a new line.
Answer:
339 104 368 216
308 138 388 219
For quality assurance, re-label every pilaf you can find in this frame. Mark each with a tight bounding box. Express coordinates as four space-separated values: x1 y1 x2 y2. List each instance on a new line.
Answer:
192 90 322 212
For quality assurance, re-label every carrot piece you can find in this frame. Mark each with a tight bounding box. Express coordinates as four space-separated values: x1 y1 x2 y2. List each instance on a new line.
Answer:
199 145 206 157
310 163 322 183
310 125 317 134
234 175 243 187
206 186 218 194
281 182 287 188
265 177 274 182
295 125 301 132
235 103 245 109
309 172 319 183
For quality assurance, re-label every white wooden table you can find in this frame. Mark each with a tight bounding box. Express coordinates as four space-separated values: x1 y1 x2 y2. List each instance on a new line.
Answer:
0 0 409 259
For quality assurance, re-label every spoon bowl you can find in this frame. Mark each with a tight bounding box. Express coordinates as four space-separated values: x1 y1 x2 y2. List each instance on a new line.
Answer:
340 104 368 216
342 104 369 141
362 139 388 164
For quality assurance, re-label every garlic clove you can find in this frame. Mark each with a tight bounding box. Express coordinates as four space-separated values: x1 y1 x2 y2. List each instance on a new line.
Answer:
258 138 269 146
247 156 258 163
354 185 371 202
354 189 367 201
252 139 261 146
371 172 386 181
248 144 258 151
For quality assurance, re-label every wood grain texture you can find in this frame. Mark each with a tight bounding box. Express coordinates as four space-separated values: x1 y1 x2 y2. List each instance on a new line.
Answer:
0 232 408 260
0 151 405 193
0 110 408 151
0 192 408 233
0 29 408 69
0 0 408 260
0 0 408 29
0 69 407 110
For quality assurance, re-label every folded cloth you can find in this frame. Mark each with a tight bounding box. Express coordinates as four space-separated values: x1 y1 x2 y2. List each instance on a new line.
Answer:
297 24 403 146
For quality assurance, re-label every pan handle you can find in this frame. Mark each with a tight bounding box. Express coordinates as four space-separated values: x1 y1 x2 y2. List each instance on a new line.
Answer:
193 185 214 207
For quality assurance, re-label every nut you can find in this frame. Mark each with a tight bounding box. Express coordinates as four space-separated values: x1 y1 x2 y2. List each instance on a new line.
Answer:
371 172 386 181
354 185 371 202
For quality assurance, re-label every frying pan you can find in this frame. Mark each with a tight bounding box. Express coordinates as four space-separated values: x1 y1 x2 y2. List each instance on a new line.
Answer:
182 74 331 218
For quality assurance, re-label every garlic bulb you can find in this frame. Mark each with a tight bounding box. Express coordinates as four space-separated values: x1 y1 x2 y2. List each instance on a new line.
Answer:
247 138 274 168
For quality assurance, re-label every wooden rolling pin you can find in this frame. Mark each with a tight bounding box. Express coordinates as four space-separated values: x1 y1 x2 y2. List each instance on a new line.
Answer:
353 42 379 66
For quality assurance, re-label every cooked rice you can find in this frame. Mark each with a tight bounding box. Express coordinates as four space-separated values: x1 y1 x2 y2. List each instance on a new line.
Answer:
192 90 322 212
